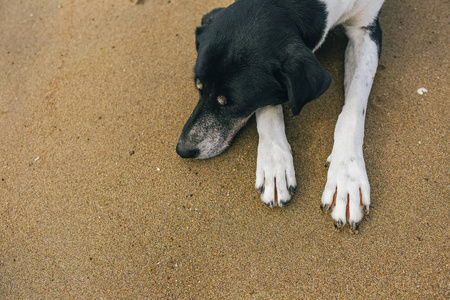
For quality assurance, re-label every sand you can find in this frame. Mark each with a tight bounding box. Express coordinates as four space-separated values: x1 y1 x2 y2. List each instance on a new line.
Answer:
0 0 448 298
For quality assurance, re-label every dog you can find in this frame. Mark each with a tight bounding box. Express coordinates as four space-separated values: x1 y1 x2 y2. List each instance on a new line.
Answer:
176 0 384 229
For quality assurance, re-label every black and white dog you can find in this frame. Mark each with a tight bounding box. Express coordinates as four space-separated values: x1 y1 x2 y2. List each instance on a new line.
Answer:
176 0 384 229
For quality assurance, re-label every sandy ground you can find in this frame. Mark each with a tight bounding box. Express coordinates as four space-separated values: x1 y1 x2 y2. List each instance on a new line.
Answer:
0 0 448 298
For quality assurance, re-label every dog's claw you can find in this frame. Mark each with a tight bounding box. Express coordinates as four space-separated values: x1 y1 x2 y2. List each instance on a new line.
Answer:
256 186 263 194
265 201 274 208
322 204 329 212
279 199 291 207
351 221 359 233
334 220 345 231
289 185 296 196
325 161 330 168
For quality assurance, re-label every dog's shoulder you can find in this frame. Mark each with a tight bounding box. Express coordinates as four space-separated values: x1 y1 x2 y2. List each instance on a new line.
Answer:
320 0 384 26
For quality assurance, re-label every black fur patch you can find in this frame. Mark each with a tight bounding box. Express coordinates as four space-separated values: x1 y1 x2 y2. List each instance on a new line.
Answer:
363 12 383 58
193 0 330 117
178 0 331 158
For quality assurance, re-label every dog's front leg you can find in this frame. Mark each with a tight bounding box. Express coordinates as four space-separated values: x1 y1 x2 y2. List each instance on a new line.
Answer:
255 105 297 207
321 20 382 229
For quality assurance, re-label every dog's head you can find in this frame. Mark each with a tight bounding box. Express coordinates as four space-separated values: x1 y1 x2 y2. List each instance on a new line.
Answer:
176 4 331 159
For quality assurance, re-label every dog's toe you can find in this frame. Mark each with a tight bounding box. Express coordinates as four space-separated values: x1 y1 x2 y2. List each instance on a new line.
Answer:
256 147 296 208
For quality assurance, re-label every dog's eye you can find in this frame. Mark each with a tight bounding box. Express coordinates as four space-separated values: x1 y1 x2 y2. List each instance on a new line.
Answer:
195 78 203 90
217 95 227 106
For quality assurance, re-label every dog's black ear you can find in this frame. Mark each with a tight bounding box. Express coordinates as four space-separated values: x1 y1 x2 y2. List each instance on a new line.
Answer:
281 46 332 115
201 8 225 25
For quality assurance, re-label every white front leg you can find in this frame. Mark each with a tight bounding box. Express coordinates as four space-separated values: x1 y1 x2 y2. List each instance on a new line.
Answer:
321 25 380 228
255 105 297 207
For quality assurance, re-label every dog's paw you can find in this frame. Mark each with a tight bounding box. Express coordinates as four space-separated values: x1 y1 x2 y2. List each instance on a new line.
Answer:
321 154 370 228
255 138 297 207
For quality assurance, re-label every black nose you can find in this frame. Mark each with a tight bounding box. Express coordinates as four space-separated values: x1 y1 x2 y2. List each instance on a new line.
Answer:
176 142 199 158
